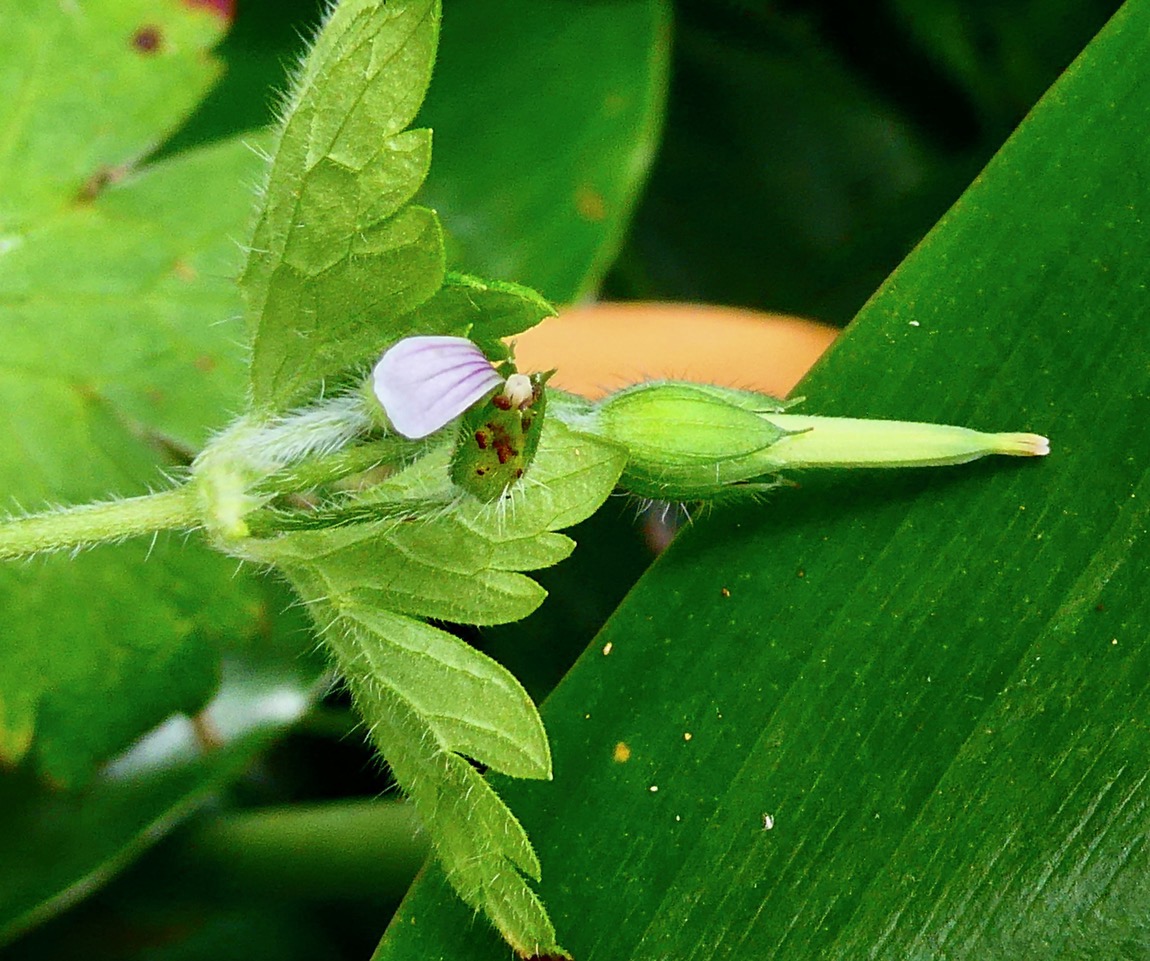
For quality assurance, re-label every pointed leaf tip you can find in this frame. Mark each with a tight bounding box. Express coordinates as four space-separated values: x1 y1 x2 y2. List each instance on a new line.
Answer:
372 335 502 439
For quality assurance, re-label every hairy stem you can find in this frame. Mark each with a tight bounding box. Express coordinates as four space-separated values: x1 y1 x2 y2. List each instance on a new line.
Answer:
0 487 200 560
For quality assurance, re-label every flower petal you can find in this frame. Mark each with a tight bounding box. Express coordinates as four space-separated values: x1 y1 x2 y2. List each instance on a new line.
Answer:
372 336 503 439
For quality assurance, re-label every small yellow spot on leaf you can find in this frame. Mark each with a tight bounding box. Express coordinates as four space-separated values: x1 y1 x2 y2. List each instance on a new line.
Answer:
172 259 198 282
602 641 613 656
604 92 626 114
575 185 607 222
613 741 631 763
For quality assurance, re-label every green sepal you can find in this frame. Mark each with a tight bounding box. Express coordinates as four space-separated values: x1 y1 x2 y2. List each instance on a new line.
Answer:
451 373 551 502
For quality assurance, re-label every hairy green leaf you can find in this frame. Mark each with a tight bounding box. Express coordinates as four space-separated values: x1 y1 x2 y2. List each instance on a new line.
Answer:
397 272 557 360
318 608 561 957
371 2 1150 959
255 421 625 955
244 0 445 411
0 0 275 785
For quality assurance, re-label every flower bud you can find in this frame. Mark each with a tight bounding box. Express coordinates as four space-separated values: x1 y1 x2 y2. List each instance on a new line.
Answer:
758 415 1050 468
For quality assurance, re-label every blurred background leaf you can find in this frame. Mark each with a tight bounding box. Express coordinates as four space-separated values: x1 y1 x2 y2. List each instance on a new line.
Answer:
371 1 1150 958
0 594 326 947
415 0 671 303
0 6 272 782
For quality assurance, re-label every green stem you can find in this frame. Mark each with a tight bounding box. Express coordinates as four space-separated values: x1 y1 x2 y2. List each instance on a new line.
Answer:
0 487 201 560
177 800 427 901
254 436 421 496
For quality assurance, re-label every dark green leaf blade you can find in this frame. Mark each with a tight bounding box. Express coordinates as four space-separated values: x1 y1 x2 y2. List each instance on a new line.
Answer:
371 2 1150 958
417 0 670 302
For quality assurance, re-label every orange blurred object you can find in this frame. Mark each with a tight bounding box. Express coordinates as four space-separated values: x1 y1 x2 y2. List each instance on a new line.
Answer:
509 302 839 400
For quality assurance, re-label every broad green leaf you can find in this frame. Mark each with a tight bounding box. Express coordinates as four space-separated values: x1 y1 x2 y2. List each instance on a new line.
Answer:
257 421 626 955
244 0 445 411
1 138 265 452
371 2 1150 958
0 4 275 778
417 0 670 303
0 130 276 782
0 0 230 228
0 643 320 947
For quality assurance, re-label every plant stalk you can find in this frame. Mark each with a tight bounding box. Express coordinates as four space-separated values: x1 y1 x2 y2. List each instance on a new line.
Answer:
0 487 201 560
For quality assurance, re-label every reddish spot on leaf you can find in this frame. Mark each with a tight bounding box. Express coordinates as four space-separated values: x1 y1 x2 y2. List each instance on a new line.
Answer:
131 25 163 54
194 355 217 373
182 0 236 21
76 165 128 203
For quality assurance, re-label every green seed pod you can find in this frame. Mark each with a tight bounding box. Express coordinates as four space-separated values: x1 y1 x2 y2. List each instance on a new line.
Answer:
589 380 1049 502
595 382 794 500
451 372 551 501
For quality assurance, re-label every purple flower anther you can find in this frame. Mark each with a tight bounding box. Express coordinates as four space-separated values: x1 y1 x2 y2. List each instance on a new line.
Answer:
372 335 503 439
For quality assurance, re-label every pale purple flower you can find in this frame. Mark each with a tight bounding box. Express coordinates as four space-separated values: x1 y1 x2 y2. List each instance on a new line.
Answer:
372 335 503 439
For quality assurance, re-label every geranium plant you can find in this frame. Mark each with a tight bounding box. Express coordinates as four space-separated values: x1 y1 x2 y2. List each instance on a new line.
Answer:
1 1 1146 959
